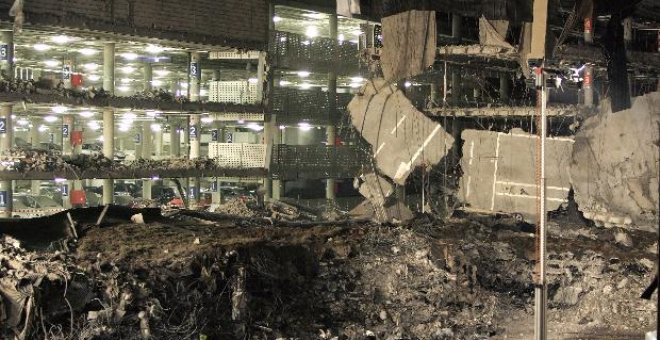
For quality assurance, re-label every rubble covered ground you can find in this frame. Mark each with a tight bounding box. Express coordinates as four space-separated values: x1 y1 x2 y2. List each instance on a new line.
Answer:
0 206 656 339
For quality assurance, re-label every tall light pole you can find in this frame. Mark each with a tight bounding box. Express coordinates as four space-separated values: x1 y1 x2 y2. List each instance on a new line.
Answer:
534 64 548 340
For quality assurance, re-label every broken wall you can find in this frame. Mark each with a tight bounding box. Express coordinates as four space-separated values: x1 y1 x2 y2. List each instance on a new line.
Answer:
459 128 574 221
380 10 436 82
348 79 455 186
570 91 660 228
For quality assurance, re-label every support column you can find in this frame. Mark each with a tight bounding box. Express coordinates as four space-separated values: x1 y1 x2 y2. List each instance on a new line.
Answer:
103 43 115 95
0 104 12 218
263 115 275 201
143 62 153 92
1 30 14 80
102 109 115 205
584 14 593 44
257 52 266 104
170 119 181 158
500 75 511 104
142 121 153 200
189 52 201 102
62 115 74 156
452 14 463 43
326 13 339 203
134 127 143 159
30 117 40 147
153 123 163 159
451 67 461 106
189 115 201 159
623 17 633 48
583 64 594 107
325 125 337 201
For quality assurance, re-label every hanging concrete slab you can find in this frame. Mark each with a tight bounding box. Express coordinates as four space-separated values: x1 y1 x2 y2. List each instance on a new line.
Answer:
458 128 574 222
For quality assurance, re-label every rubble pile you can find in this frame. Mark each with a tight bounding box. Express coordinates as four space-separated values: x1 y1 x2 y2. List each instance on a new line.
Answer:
214 198 258 217
0 148 68 172
0 215 655 339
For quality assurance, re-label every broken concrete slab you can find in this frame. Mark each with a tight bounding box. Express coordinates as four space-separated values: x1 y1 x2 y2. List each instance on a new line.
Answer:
478 16 514 49
348 79 454 185
570 91 660 229
380 10 437 82
458 128 574 222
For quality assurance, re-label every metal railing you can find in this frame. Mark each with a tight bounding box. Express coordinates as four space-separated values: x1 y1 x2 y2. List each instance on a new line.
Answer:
269 31 361 74
270 144 371 180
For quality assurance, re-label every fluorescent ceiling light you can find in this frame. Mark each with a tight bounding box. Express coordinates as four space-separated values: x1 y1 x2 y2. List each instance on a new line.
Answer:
78 48 97 56
350 76 364 83
87 74 101 82
151 80 163 87
154 69 170 77
247 123 263 131
51 35 72 44
43 60 60 67
117 85 131 92
83 63 99 71
404 81 412 88
248 78 258 84
273 16 282 22
124 112 137 120
145 44 164 54
303 13 325 19
299 83 312 90
87 121 101 130
52 106 68 114
121 66 135 74
33 44 51 51
79 111 95 118
150 123 162 132
298 122 312 131
297 71 310 78
305 26 319 38
38 125 49 132
121 52 139 61
44 115 58 123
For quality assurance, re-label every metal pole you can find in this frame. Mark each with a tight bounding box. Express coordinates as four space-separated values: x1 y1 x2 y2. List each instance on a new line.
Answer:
534 67 548 340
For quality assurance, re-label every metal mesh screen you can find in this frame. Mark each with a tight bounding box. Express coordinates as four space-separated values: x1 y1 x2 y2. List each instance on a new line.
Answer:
208 143 267 168
269 31 361 74
272 87 354 124
270 145 371 180
209 81 259 104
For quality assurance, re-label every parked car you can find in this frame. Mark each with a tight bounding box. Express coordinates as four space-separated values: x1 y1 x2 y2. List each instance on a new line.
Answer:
12 194 65 218
81 143 127 161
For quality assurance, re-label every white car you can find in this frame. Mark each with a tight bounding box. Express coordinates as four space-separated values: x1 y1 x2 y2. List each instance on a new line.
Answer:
12 194 65 218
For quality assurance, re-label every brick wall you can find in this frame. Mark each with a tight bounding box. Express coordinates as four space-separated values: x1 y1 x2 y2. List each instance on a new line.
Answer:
0 0 268 49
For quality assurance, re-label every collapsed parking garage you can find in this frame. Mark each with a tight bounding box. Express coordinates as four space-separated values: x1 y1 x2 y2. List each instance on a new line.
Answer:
0 0 658 339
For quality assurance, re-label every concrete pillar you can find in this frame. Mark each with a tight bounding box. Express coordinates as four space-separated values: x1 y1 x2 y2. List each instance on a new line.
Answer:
30 117 40 147
170 119 181 158
142 121 152 159
103 43 115 95
143 180 152 200
189 115 201 159
62 180 72 209
500 75 511 104
452 14 463 43
62 115 74 156
326 13 339 203
584 16 593 44
0 104 13 153
187 177 200 209
143 63 153 92
257 52 266 104
153 123 163 159
212 69 221 81
272 180 282 200
0 180 12 218
1 30 14 80
451 67 461 106
134 128 143 159
30 180 40 195
623 17 633 48
325 125 337 201
102 109 115 205
429 82 439 107
0 104 12 217
263 114 275 200
189 52 201 102
583 64 594 107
